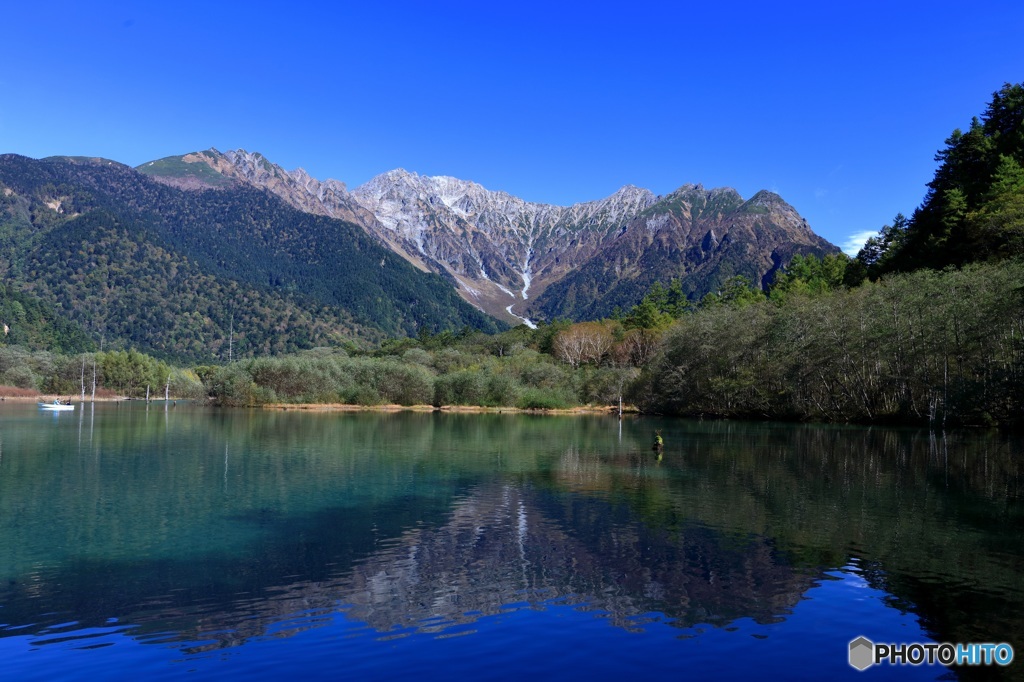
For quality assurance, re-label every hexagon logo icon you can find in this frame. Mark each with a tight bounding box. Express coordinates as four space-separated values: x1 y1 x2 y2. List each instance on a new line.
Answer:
849 636 875 671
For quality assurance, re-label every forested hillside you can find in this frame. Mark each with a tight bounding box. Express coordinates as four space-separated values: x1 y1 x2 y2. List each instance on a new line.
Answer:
21 210 373 360
0 282 94 353
0 155 502 361
853 82 1024 277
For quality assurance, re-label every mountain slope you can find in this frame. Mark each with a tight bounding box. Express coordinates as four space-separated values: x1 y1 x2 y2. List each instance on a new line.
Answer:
20 209 377 359
529 186 837 320
0 154 504 360
349 170 659 323
142 149 838 325
140 150 661 322
0 281 94 354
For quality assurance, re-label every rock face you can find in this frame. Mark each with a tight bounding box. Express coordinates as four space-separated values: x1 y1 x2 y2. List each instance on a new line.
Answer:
143 149 380 235
529 184 836 321
350 170 659 325
139 149 837 324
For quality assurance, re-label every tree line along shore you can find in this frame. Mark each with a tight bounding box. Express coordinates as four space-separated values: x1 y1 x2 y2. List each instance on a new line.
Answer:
2 83 1022 428
2 256 1022 428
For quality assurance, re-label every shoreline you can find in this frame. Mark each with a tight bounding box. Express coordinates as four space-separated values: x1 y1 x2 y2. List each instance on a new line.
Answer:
263 403 625 415
3 394 128 403
2 395 630 416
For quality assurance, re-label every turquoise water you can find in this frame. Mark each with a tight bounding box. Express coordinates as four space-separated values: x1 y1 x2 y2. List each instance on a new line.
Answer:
1 403 1021 680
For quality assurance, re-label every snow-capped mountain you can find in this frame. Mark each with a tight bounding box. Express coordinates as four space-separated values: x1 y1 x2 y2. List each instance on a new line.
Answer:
139 149 836 325
349 170 657 325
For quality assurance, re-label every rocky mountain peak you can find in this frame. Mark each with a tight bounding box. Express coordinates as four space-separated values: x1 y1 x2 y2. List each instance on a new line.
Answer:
610 184 653 199
344 172 670 325
374 167 416 184
171 149 382 237
708 186 743 200
137 148 837 326
578 184 657 212
671 182 704 195
744 189 788 208
220 148 286 182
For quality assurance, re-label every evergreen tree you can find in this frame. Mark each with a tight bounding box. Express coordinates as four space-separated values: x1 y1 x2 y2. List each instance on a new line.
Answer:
769 253 849 301
858 82 1024 274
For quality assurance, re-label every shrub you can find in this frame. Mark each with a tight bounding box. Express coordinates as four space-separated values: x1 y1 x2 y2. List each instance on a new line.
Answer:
517 387 574 410
484 372 521 406
1 364 38 389
207 365 261 406
517 360 567 389
372 360 434 405
169 369 207 400
434 370 486 406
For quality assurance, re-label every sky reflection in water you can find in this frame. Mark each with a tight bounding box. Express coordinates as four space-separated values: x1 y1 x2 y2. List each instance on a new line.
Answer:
1 403 1020 680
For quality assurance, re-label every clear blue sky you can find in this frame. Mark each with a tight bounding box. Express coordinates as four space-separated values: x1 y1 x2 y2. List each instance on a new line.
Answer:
3 1 1023 254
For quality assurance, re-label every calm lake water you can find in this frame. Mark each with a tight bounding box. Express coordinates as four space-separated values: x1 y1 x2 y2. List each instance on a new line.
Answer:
0 403 1021 680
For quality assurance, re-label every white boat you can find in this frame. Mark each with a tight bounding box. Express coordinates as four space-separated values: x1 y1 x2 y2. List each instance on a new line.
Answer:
38 402 75 411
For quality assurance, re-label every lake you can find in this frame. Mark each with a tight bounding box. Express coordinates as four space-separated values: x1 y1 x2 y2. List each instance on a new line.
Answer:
1 403 1021 680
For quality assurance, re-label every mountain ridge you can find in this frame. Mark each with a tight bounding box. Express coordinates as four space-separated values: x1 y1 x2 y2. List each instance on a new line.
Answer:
138 149 837 324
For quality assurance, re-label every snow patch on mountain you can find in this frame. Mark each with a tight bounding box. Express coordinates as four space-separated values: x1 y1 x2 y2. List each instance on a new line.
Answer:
177 149 832 327
349 171 658 315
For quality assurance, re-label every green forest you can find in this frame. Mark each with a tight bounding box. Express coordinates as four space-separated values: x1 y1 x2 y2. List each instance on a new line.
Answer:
0 154 502 361
1 82 1022 427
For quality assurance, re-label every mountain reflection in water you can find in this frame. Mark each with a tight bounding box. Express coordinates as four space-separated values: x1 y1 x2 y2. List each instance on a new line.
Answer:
0 482 814 651
0 405 1021 680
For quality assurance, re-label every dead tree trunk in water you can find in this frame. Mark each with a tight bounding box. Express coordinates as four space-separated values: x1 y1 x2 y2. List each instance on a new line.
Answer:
91 338 103 402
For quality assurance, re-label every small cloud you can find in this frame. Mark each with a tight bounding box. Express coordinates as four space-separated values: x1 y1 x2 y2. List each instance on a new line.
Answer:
841 230 877 256
814 188 828 199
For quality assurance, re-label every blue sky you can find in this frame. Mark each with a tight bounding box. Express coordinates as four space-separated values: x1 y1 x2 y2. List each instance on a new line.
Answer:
3 1 1023 253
